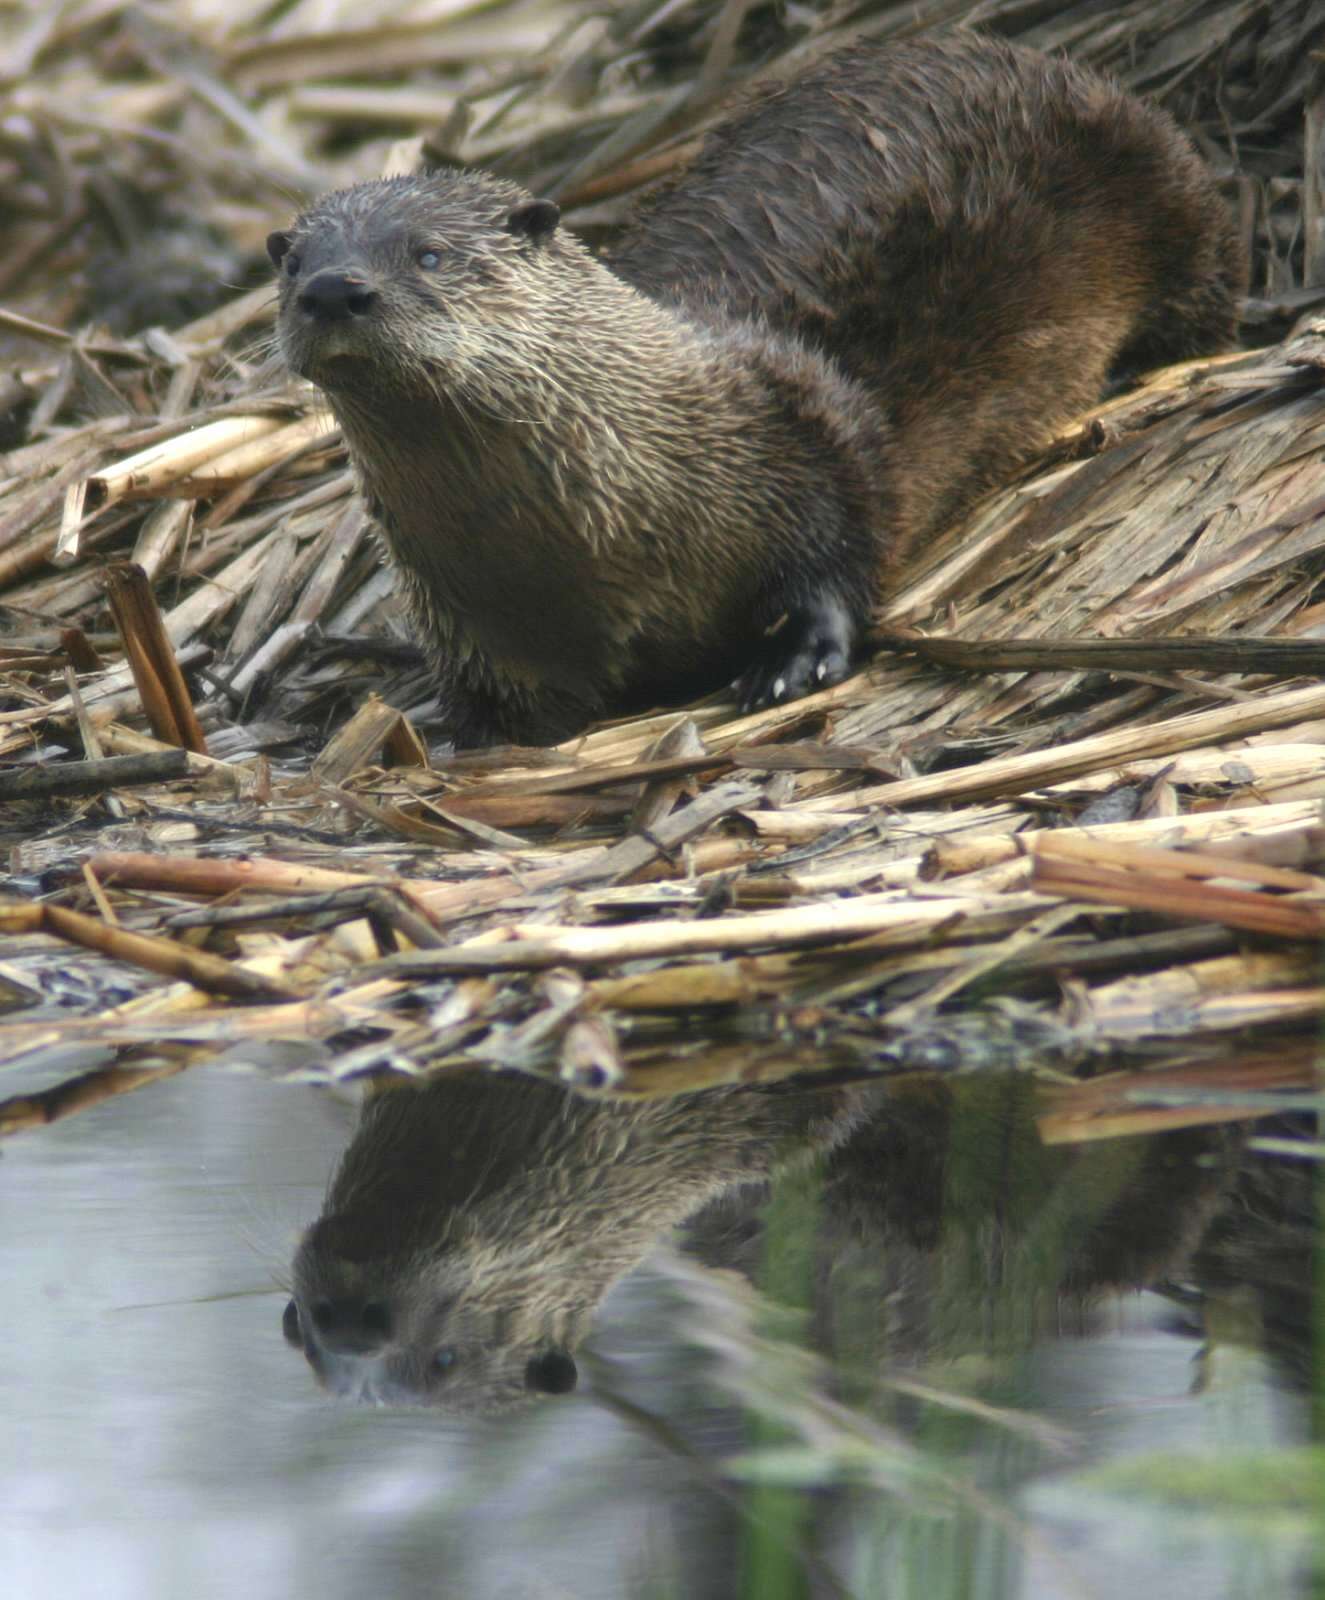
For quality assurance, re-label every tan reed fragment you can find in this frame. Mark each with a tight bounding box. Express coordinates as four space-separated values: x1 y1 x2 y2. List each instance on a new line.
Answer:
0 901 299 1000
103 563 208 754
1038 1049 1318 1143
0 1059 193 1138
922 800 1325 879
1031 846 1325 939
169 413 337 495
1034 830 1325 891
86 416 288 511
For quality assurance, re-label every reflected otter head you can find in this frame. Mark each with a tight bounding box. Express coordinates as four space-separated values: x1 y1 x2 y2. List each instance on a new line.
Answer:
281 1291 578 1407
282 1069 858 1411
282 1212 584 1410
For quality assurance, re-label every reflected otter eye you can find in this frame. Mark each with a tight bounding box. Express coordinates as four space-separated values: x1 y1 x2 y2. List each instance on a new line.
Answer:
418 250 441 270
432 1346 458 1375
282 1298 302 1348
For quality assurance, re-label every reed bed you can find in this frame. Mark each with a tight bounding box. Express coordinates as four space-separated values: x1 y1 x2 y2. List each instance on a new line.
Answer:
1 0 1322 1144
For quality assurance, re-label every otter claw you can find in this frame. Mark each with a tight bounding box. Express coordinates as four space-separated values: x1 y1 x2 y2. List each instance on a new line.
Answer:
736 596 855 713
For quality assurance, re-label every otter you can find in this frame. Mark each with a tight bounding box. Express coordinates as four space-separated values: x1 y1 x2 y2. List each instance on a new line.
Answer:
282 1069 1255 1413
268 33 1243 746
282 1071 858 1409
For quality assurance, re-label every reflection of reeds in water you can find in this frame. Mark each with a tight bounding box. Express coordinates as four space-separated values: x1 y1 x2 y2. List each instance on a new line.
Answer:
587 1079 1313 1599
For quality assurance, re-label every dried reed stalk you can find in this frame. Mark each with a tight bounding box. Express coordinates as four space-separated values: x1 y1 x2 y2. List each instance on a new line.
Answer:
103 564 208 754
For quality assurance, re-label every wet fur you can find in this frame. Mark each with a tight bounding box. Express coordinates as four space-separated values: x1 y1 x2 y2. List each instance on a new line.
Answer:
287 1073 855 1409
271 33 1242 747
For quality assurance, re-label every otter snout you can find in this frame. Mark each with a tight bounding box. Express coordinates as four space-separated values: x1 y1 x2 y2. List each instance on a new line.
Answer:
305 1295 393 1354
297 269 378 323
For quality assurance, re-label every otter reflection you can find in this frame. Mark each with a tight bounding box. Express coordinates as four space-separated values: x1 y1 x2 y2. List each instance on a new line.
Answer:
284 1067 1258 1411
283 1069 853 1408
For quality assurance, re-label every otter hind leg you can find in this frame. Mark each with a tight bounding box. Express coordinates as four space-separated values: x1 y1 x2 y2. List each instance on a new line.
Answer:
736 592 856 712
444 662 605 750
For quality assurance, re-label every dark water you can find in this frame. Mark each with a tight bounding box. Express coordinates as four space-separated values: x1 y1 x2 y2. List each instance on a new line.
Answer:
1 1066 1315 1600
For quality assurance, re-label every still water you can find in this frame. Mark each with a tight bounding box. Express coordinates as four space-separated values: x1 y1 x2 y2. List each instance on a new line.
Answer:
1 1065 1314 1600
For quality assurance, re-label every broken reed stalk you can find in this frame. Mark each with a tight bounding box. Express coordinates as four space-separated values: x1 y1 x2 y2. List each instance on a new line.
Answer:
83 780 762 917
0 749 192 801
872 632 1325 677
0 900 300 1000
862 682 1325 808
364 892 1045 974
87 855 997 976
85 416 289 511
922 805 1325 880
59 627 103 672
102 563 208 754
1032 831 1325 891
164 884 449 949
88 851 397 897
310 693 430 784
0 1058 193 1138
454 681 1325 807
1031 835 1325 939
1037 1046 1320 1143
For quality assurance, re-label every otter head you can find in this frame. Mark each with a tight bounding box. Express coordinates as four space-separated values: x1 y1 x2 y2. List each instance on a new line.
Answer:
282 1209 582 1412
268 172 568 405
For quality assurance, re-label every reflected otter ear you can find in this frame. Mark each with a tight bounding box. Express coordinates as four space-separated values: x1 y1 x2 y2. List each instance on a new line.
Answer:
267 231 294 268
524 1348 577 1395
506 200 560 245
282 1298 303 1348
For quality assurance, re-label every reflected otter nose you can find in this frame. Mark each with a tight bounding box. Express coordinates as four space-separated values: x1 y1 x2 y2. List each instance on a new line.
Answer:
310 1297 393 1352
298 270 377 321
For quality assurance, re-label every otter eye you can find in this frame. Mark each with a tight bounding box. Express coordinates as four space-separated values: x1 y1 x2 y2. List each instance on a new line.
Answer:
417 249 441 270
432 1346 458 1375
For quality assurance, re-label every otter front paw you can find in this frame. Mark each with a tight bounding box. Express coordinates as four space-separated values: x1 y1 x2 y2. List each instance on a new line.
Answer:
737 595 856 713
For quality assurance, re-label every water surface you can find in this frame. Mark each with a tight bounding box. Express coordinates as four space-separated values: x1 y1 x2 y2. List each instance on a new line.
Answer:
2 1066 1313 1599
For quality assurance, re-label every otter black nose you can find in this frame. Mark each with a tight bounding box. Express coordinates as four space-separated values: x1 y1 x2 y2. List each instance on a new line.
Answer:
298 270 377 321
310 1297 393 1352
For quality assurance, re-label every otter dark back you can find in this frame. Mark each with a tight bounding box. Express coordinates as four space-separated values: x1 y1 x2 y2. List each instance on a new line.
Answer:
609 33 1243 391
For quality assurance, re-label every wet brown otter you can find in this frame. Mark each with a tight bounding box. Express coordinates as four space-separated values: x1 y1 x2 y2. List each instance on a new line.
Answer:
269 33 1243 747
282 1069 1252 1413
282 1071 858 1409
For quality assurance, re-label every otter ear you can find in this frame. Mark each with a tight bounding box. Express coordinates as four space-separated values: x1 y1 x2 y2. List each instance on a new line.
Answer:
505 199 560 245
282 1298 303 1348
267 231 294 268
524 1348 577 1395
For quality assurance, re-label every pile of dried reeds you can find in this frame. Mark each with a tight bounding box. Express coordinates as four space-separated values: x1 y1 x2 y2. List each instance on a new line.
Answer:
1 0 1323 1149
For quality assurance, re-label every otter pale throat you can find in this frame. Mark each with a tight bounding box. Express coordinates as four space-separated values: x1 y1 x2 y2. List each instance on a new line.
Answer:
269 33 1243 749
